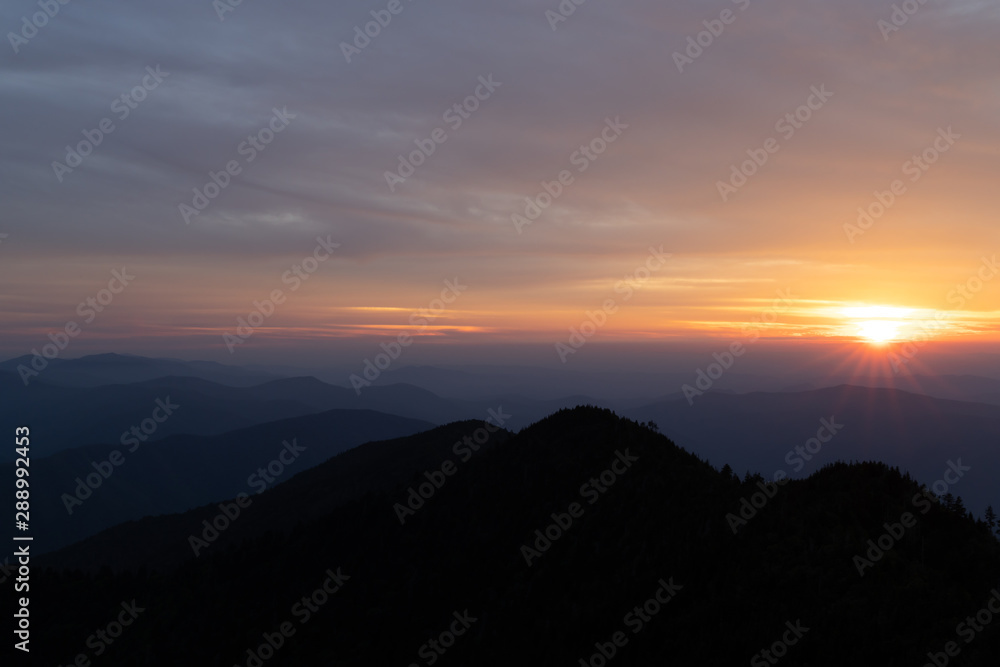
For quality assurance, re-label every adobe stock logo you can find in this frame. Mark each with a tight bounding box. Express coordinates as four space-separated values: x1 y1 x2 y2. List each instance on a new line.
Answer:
520 449 639 567
393 408 510 524
6 0 74 54
179 107 296 225
843 126 959 244
349 278 467 394
717 85 833 202
233 567 350 667
17 268 136 386
222 236 339 353
511 117 628 234
878 0 930 41
672 0 753 73
681 287 794 405
725 417 846 534
52 600 145 664
750 620 810 666
384 75 501 192
577 577 683 666
405 610 477 667
545 0 589 31
188 439 306 556
340 0 418 63
853 459 970 577
61 397 180 515
51 66 170 182
555 246 670 363
921 589 1000 667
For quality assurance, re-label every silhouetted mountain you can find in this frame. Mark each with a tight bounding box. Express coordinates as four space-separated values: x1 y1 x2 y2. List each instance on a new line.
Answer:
4 409 433 554
249 376 473 423
129 373 594 431
0 368 579 462
39 420 510 572
366 363 753 401
0 371 320 460
829 373 1000 407
33 407 1000 665
626 384 1000 517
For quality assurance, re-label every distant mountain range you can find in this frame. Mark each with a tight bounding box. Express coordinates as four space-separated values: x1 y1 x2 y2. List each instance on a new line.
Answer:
32 407 1000 665
0 370 321 460
7 355 1000 551
0 359 593 459
38 420 511 571
9 351 1000 404
351 362 1000 407
0 352 281 387
799 373 1000 408
2 408 434 555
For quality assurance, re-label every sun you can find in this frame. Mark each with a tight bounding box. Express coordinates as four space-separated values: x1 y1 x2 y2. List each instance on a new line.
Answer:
857 319 901 344
840 305 913 345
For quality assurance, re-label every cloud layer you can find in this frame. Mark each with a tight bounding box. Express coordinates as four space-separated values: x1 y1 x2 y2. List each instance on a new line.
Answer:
1 0 998 362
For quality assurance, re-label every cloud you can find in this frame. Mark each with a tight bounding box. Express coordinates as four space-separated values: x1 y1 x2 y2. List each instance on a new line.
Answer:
1 0 999 357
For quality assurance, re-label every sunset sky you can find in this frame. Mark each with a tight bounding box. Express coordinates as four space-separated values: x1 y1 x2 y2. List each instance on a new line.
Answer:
2 0 998 371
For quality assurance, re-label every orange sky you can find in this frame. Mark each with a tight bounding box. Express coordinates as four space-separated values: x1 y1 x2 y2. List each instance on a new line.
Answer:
1 1 998 364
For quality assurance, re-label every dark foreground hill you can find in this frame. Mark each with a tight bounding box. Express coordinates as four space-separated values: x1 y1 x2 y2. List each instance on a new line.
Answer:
626 384 1000 518
38 420 507 571
32 407 1000 665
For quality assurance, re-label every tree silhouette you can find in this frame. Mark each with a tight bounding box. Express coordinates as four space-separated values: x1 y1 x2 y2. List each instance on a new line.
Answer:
943 492 955 510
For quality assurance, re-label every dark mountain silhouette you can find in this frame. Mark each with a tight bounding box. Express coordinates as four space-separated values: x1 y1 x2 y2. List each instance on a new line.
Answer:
0 371 321 460
625 384 1000 518
4 409 433 554
826 373 1000 407
143 373 595 431
357 362 1000 407
33 407 1000 665
0 370 577 460
242 376 475 423
39 420 510 572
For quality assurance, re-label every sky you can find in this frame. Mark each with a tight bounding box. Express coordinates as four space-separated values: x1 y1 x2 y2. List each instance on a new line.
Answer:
1 0 998 373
